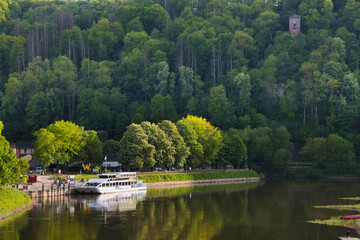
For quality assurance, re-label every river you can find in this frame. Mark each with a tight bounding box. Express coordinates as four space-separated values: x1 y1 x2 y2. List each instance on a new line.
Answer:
1 180 360 240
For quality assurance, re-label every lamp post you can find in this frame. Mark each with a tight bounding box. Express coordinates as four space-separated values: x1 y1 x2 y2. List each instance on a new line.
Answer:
104 154 107 172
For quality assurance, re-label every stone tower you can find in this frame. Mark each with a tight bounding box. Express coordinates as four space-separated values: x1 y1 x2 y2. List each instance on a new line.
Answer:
289 14 301 36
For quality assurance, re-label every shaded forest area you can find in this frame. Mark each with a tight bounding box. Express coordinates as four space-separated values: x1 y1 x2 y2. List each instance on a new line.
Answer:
0 0 359 172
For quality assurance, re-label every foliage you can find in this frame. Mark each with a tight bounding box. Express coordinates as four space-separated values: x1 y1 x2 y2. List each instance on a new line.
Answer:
102 139 121 154
216 132 247 168
140 121 176 169
177 115 223 166
0 121 28 186
158 120 190 167
0 0 359 175
33 121 85 169
301 134 355 173
118 123 155 170
75 130 103 164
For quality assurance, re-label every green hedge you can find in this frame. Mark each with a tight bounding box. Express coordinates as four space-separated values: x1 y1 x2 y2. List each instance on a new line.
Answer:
140 170 260 183
0 187 32 217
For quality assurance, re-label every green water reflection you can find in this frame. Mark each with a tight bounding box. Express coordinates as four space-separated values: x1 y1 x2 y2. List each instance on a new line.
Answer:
1 180 360 240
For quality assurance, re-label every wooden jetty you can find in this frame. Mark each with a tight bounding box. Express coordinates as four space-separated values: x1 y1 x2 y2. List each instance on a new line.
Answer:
13 183 74 198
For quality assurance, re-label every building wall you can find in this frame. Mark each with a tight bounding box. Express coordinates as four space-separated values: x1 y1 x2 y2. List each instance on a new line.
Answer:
289 16 301 36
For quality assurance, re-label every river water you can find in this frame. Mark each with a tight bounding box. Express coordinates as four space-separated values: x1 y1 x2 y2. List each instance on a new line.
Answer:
1 180 360 240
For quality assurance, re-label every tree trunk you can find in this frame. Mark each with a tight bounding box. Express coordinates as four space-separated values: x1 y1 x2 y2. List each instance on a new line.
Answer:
212 45 216 86
315 103 318 129
303 101 306 126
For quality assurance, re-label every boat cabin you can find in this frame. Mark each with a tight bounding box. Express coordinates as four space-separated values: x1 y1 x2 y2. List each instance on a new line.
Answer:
83 172 139 188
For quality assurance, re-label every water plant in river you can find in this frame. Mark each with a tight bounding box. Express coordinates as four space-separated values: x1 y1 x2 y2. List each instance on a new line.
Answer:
309 216 360 229
310 197 360 229
313 204 360 211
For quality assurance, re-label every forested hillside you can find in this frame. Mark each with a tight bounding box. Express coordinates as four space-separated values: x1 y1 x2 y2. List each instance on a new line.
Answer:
0 0 359 172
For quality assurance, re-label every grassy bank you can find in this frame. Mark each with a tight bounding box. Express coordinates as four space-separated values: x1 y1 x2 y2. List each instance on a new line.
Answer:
0 187 32 220
139 170 260 183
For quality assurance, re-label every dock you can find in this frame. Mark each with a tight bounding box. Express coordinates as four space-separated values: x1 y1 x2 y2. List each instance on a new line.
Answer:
12 182 77 198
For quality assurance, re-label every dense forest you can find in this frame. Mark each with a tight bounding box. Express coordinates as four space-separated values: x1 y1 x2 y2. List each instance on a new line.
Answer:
0 0 359 173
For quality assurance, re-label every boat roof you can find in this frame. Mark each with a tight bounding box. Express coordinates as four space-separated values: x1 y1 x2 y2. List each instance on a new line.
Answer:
86 179 108 183
97 172 136 177
98 172 136 175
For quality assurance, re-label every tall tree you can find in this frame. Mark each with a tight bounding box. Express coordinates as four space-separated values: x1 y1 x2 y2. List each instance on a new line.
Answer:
140 121 175 169
118 123 155 170
177 115 223 166
158 120 190 168
207 85 236 129
0 121 29 186
33 120 85 171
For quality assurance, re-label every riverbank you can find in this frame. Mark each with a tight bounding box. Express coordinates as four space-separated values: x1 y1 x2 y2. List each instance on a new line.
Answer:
0 187 32 221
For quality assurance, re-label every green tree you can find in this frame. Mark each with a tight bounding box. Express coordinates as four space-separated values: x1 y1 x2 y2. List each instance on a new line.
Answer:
265 127 292 172
25 92 50 133
176 120 203 168
217 132 247 168
103 140 121 154
233 73 252 116
207 85 236 129
252 10 279 51
33 121 85 171
177 115 223 166
327 134 355 173
0 121 28 186
75 130 103 164
230 31 254 68
0 0 10 23
270 148 291 173
118 123 155 170
47 56 77 120
158 120 190 168
140 121 175 169
301 137 327 168
237 127 272 167
150 93 166 122
341 73 360 105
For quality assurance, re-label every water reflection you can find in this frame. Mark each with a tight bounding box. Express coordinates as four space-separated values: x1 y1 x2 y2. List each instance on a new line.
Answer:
1 181 359 240
72 191 147 212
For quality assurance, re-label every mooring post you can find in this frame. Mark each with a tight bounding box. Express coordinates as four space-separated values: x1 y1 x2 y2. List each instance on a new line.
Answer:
51 183 53 196
42 182 44 192
63 183 65 195
57 183 59 195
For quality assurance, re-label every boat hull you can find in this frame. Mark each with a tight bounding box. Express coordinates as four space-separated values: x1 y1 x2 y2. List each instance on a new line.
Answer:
74 186 147 194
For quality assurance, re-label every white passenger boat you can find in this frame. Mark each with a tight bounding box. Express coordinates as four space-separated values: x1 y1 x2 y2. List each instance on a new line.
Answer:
74 172 147 194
